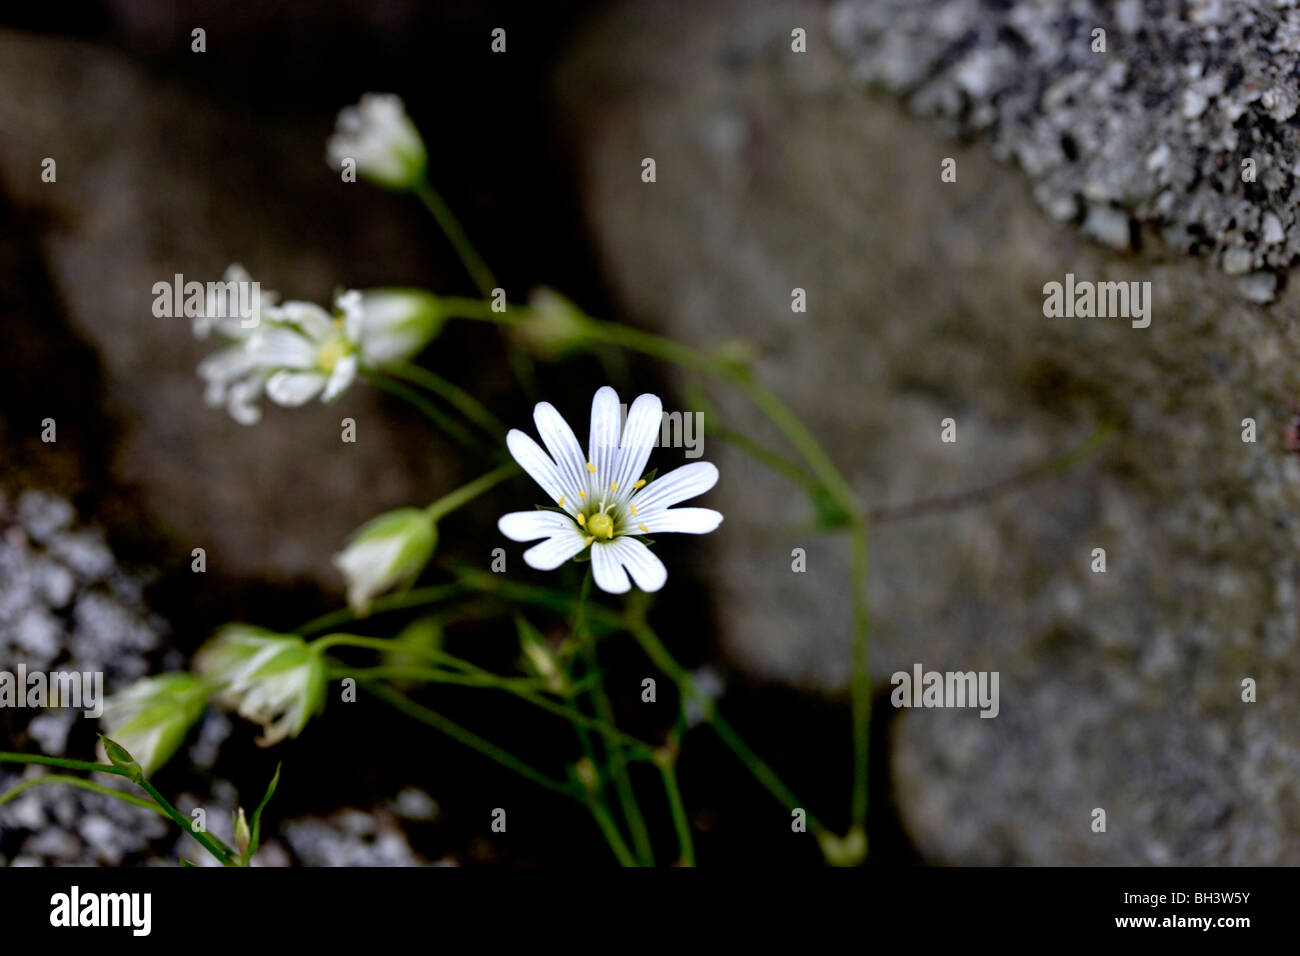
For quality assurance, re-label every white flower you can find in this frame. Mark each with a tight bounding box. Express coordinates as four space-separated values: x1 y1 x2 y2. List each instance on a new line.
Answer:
98 672 211 776
195 626 326 747
193 263 275 340
326 93 427 190
333 507 437 614
196 273 444 423
497 386 723 594
254 291 364 408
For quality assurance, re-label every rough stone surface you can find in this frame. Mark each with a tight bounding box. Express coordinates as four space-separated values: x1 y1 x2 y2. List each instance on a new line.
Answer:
0 29 458 588
557 0 1300 862
830 0 1300 295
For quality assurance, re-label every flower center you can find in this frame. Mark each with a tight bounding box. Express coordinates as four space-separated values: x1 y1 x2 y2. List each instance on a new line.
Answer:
586 511 614 540
316 331 351 373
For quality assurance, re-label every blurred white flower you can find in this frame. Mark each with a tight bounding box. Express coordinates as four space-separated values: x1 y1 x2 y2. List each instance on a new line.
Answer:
327 93 427 190
333 507 437 614
498 386 723 594
195 626 326 747
98 672 211 777
195 278 443 423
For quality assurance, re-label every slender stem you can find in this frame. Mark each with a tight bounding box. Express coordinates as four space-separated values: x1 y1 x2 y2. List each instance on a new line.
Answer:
0 775 163 816
625 621 832 842
575 569 655 865
656 750 695 867
361 369 485 453
388 362 506 438
414 180 496 298
585 796 639 867
364 681 574 797
0 751 233 865
136 778 236 865
451 566 625 628
297 583 464 636
425 463 518 523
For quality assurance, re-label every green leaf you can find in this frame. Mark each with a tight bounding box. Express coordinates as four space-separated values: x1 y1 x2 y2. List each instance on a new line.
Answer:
247 763 281 863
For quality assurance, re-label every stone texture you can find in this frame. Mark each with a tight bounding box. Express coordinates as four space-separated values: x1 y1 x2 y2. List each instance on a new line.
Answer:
556 0 1300 862
0 28 458 587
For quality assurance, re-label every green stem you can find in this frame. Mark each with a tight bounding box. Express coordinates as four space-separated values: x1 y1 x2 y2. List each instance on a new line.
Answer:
388 362 506 438
297 583 464 636
425 462 519 523
575 569 654 866
361 369 486 454
584 796 639 867
415 180 497 298
364 681 574 797
0 752 234 865
849 522 871 834
656 749 695 867
625 621 832 842
0 775 163 816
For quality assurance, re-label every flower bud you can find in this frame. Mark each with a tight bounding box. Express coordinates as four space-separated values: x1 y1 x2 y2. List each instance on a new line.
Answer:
99 735 144 784
233 807 251 857
99 673 211 777
333 508 437 615
356 289 444 367
195 626 327 747
326 93 427 190
512 287 593 360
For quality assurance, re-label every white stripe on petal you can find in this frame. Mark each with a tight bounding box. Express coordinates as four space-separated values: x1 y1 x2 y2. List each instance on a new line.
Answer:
590 541 630 594
638 507 723 535
506 429 569 505
267 369 327 406
523 529 588 570
612 392 662 500
587 386 621 492
533 402 588 510
498 510 577 542
606 536 667 591
629 461 718 513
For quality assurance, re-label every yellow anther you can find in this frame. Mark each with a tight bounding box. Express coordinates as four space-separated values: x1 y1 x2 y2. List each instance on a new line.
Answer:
576 513 586 526
638 523 649 534
579 491 586 499
606 526 614 539
610 481 618 491
586 462 596 473
629 504 637 516
557 495 566 508
583 535 594 547
634 479 646 489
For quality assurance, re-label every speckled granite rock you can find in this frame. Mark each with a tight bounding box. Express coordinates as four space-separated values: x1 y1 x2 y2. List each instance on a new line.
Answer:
557 0 1300 862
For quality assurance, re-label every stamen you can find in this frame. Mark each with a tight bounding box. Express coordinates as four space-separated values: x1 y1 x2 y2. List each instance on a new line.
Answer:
634 479 646 489
605 526 614 539
629 504 637 516
610 481 618 491
557 495 566 508
583 535 594 547
586 462 596 473
576 513 586 526
579 491 586 499
638 523 649 534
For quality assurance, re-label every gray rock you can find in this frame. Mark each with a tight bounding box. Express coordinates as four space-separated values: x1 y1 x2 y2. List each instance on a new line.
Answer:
557 0 1300 862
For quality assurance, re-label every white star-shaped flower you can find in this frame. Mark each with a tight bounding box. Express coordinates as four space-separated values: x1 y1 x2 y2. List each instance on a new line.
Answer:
498 386 722 594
